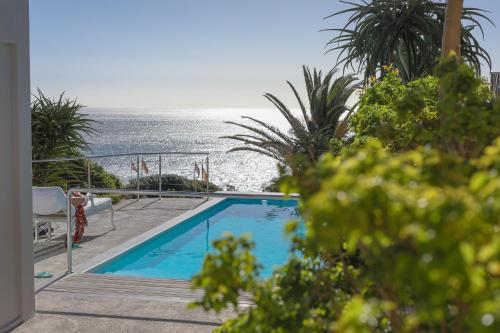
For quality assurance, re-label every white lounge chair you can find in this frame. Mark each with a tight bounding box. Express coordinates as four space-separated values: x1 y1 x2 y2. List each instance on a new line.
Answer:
32 187 115 243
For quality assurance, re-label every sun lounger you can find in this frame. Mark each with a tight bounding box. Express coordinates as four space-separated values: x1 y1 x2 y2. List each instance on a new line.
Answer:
32 186 114 242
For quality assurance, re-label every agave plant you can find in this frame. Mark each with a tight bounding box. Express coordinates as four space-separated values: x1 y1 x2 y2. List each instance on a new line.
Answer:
325 0 492 84
223 66 358 167
31 88 98 160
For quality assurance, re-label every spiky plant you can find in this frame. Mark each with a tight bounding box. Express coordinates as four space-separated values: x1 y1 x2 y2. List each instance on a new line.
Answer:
31 88 97 160
325 0 492 84
223 66 358 167
31 89 99 186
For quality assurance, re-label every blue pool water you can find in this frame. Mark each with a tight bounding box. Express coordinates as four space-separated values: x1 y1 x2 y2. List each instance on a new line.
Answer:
92 198 300 279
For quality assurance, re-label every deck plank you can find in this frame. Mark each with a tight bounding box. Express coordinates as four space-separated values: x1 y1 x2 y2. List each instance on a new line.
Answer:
45 273 253 305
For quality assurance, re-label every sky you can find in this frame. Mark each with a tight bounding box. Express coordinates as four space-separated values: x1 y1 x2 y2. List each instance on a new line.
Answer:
29 0 500 109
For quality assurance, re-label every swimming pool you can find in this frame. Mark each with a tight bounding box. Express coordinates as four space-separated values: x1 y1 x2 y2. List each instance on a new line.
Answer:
91 198 300 279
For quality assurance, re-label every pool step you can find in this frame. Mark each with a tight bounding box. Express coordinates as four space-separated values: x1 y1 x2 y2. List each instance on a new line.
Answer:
44 273 253 306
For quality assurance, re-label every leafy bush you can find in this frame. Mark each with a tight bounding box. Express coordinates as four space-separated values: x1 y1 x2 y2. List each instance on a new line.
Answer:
192 138 500 333
350 67 439 151
33 159 122 190
86 160 122 189
128 174 221 192
350 59 499 159
261 176 284 192
294 140 499 331
190 60 500 332
436 59 500 159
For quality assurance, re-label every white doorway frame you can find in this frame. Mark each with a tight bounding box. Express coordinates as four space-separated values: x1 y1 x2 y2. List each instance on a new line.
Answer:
0 0 35 331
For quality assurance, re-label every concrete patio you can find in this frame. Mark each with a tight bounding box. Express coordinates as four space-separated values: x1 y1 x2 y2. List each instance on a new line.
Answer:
16 197 232 332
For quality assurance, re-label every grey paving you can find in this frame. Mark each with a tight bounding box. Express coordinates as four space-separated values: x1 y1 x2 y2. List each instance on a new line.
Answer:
15 291 232 333
18 197 231 333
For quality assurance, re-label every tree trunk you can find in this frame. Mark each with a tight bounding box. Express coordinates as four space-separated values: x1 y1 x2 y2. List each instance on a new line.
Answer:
441 0 464 57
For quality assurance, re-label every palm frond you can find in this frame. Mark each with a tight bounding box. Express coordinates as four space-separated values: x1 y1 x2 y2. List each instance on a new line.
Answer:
324 0 492 84
31 88 99 160
222 67 358 168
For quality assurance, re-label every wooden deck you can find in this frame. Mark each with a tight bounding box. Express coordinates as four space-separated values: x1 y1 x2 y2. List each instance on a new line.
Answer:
45 273 252 306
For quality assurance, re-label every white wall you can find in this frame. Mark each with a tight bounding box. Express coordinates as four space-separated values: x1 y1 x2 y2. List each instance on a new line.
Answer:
0 0 34 331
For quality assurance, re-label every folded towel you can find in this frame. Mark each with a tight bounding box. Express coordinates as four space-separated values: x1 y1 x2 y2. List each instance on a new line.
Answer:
34 271 53 279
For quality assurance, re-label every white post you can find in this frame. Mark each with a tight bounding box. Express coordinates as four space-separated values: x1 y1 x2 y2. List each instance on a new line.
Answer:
136 155 140 200
158 154 162 200
66 190 73 273
206 155 209 192
87 160 91 188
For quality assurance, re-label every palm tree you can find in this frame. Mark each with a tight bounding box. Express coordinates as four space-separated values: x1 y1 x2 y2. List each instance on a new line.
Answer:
325 0 492 84
222 66 358 167
442 0 464 57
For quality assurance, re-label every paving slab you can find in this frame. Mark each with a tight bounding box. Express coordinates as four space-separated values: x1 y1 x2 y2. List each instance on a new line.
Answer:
14 290 231 333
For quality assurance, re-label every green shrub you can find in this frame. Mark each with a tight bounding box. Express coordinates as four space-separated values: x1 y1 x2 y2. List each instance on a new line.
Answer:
350 58 499 159
102 194 123 205
33 159 122 190
261 176 283 192
192 139 500 333
350 69 439 151
436 59 500 159
296 140 499 331
128 174 221 192
190 60 500 332
86 160 122 189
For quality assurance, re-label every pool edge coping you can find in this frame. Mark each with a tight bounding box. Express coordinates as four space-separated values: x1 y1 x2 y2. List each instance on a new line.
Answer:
73 197 227 274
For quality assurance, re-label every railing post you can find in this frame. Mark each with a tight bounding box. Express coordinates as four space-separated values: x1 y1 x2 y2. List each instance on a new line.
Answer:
66 189 73 273
87 160 91 189
136 155 140 200
206 155 209 193
158 154 162 200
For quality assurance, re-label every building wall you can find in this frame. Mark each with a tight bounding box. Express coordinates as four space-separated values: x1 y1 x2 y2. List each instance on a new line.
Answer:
492 72 500 98
0 0 34 331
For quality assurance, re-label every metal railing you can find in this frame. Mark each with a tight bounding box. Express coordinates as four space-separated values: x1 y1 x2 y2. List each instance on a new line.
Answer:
33 151 211 194
65 188 299 273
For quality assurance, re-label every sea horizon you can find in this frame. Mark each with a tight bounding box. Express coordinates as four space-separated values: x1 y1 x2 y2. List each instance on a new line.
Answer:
83 107 289 191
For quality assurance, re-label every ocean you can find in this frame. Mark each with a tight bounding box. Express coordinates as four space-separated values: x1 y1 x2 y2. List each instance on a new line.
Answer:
84 108 288 191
